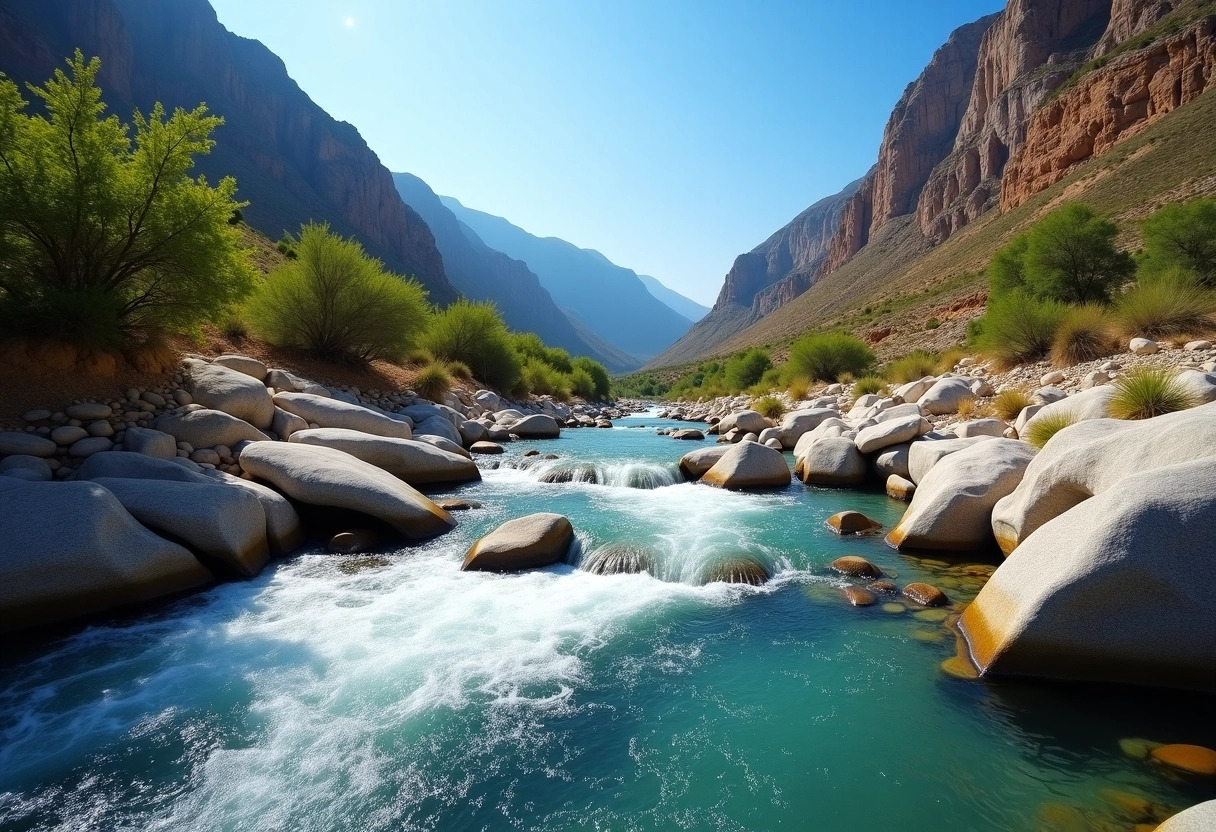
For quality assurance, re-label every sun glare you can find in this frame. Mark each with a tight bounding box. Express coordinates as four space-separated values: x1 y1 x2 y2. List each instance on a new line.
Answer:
344 16 355 27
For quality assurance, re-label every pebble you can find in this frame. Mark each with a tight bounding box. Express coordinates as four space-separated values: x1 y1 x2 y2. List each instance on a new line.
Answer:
86 420 114 437
173 390 192 405
1040 371 1065 386
65 403 113 421
22 410 51 422
68 437 113 457
141 391 166 407
51 425 88 446
191 449 221 466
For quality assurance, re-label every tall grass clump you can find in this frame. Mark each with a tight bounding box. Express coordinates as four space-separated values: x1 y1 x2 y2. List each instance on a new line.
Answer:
975 292 1065 369
1051 304 1115 367
1024 412 1078 449
519 359 571 400
992 388 1032 422
1111 270 1216 339
884 350 938 383
423 299 521 390
851 375 887 402
1108 367 1200 420
787 378 810 401
444 360 473 380
247 222 429 363
787 332 875 382
752 395 786 420
413 362 452 402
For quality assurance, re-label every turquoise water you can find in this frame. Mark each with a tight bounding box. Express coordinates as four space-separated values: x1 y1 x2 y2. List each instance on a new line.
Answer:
1 412 1213 831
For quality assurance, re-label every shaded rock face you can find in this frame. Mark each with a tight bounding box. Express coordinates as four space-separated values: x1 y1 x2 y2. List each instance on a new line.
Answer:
0 0 457 304
1001 17 1216 209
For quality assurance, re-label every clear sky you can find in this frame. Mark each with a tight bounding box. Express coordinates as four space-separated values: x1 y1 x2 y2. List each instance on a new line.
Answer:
208 0 1004 306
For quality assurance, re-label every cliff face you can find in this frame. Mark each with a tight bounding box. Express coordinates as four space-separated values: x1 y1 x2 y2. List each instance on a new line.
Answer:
0 0 457 305
1002 16 1216 208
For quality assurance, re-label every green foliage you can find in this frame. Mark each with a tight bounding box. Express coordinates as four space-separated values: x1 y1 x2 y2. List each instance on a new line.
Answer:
445 360 472 380
752 395 785 419
1140 197 1216 286
423 299 522 390
1108 366 1200 420
723 348 771 390
975 292 1066 369
787 332 875 382
1111 269 1216 338
925 318 940 330
512 331 574 374
613 372 669 399
0 51 255 344
414 362 452 402
572 356 611 400
520 358 571 400
786 378 810 401
988 234 1030 298
1024 412 1077 450
884 350 938 383
247 223 429 363
851 375 888 402
568 367 596 399
1051 304 1115 367
992 388 1032 422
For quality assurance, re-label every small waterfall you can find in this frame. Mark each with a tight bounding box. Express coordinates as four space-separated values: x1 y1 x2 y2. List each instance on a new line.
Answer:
515 458 683 489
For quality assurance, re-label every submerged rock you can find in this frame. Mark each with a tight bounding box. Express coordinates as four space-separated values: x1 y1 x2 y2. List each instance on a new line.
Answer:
700 556 769 586
328 528 380 554
841 585 877 606
580 544 656 575
901 582 948 607
1151 744 1216 776
830 556 882 579
462 513 574 572
825 510 881 535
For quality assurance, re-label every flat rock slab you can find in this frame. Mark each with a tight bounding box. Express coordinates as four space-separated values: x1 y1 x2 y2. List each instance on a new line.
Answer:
462 513 574 572
273 392 413 439
288 428 480 485
155 408 270 449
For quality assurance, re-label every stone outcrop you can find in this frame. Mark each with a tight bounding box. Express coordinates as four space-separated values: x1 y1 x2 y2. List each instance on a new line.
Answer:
461 513 574 572
1001 17 1216 209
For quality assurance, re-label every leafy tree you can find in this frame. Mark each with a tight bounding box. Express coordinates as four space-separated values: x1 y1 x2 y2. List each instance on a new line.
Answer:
1140 198 1216 286
0 51 254 344
511 331 573 374
247 222 430 363
988 233 1030 297
572 356 611 400
1008 203 1134 304
723 348 771 391
423 299 521 390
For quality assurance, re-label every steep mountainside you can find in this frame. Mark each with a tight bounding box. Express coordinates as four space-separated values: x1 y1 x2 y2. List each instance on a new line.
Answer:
391 174 637 371
649 178 863 367
441 198 694 360
637 275 709 322
0 0 458 305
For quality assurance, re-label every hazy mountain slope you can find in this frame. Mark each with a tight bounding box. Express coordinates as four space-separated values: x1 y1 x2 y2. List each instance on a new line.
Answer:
0 0 458 305
391 174 637 371
637 276 709 322
440 197 694 360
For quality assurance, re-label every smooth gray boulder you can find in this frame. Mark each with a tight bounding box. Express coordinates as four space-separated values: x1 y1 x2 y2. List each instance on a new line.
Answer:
459 420 488 445
678 446 730 480
918 377 975 415
91 477 269 577
239 442 455 539
1175 369 1216 404
907 436 995 484
505 414 561 439
887 439 1035 551
873 442 912 478
1019 385 1115 438
155 408 269 448
792 418 849 459
212 354 267 380
894 377 935 403
0 432 56 458
271 406 309 441
962 458 1216 691
854 414 929 454
461 513 574 572
265 369 330 397
992 402 1216 554
701 441 791 490
68 437 113 457
413 414 463 445
777 408 837 447
289 428 480 484
273 392 413 439
0 455 53 482
1157 801 1216 832
0 479 211 633
797 436 866 488
122 426 178 459
719 410 771 436
75 451 203 481
955 418 1007 438
413 434 472 458
184 358 273 429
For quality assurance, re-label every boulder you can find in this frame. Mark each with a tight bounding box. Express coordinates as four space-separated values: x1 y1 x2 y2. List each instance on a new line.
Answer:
288 428 480 485
459 419 489 445
701 556 769 585
271 406 309 441
799 436 867 488
469 441 502 454
0 455 53 481
791 418 848 458
65 402 112 421
886 474 916 501
413 414 463 445
51 425 88 446
961 458 1216 691
894 377 935 403
1129 337 1159 355
461 513 574 572
273 392 413 439
1157 800 1216 832
825 511 880 535
830 555 881 578
719 410 771 435
1175 369 1216 404
671 429 704 440
907 436 994 484
678 446 730 480
854 414 930 454
91 477 269 577
954 418 1007 438
68 437 113 457
1040 371 1065 386
212 354 268 380
701 441 791 490
918 377 975 415
474 390 502 412
265 369 330 396
0 432 56 458
414 434 472 458
505 414 561 439
873 442 912 478
122 426 178 459
155 408 270 448
580 544 655 575
0 479 212 633
239 442 455 539
992 403 1216 553
902 582 948 607
1022 387 1117 443
184 358 273 428
887 439 1035 551
842 586 877 606
204 470 304 555
777 408 837 446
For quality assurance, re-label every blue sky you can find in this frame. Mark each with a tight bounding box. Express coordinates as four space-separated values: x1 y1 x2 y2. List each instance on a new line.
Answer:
209 0 1004 305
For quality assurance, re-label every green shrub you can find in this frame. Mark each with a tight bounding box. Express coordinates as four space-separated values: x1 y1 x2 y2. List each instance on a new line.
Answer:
445 360 473 380
572 356 611 400
752 395 786 419
975 292 1066 369
723 348 772 391
247 223 430 363
1111 270 1216 339
414 362 452 402
1108 367 1200 420
1140 197 1216 286
569 367 596 399
423 299 521 390
1024 412 1077 449
512 332 573 374
520 358 571 400
787 332 875 382
937 347 969 373
0 51 254 344
851 375 887 402
992 388 1032 422
787 378 810 401
1051 304 1115 367
925 318 940 330
884 350 938 383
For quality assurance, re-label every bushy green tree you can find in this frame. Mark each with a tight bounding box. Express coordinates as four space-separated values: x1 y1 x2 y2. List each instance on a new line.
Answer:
247 222 429 363
988 233 1030 298
723 348 771 391
1140 198 1216 286
0 52 254 343
423 299 521 389
511 331 574 374
572 356 611 400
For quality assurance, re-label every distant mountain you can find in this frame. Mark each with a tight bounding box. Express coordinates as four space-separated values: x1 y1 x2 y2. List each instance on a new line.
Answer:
637 275 709 322
440 197 694 360
392 173 639 371
0 0 458 305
